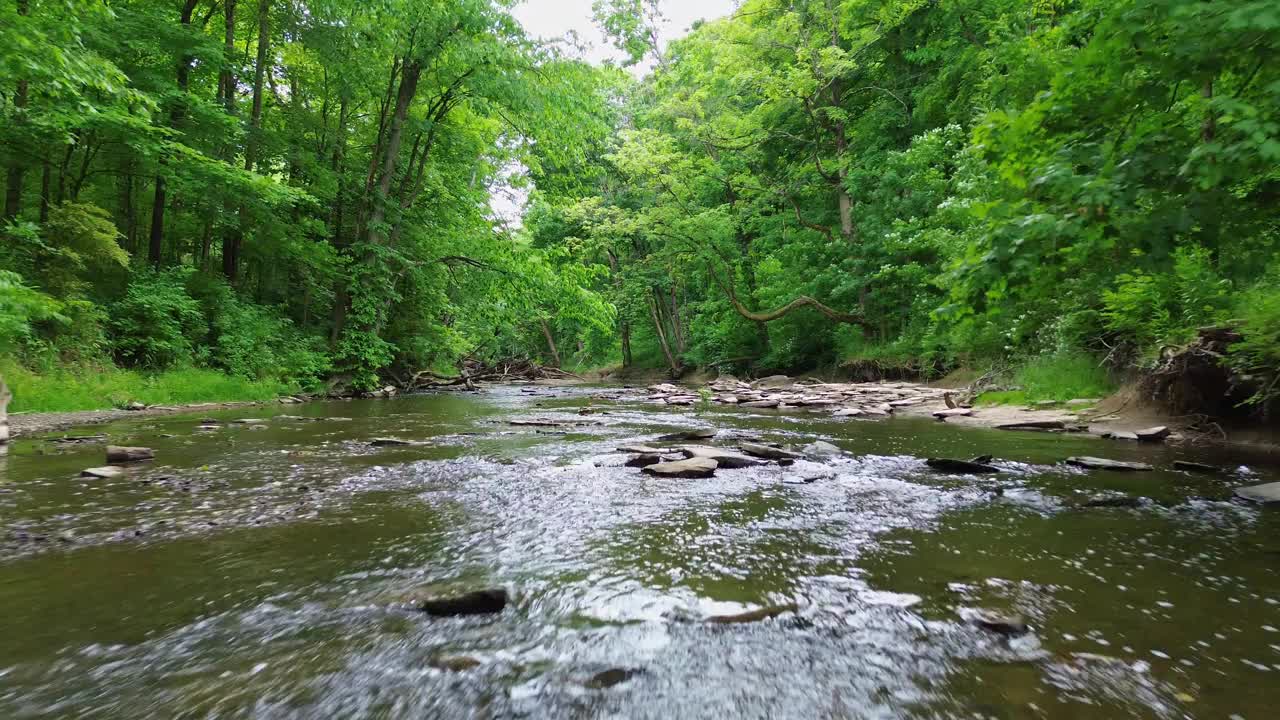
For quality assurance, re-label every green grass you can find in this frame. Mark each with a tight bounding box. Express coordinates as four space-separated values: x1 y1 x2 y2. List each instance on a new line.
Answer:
976 353 1116 407
2 360 292 413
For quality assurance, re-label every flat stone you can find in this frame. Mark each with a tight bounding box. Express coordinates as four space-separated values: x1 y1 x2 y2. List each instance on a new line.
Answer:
657 429 716 441
106 445 154 463
926 458 1000 474
739 442 804 461
1135 426 1171 442
231 418 268 424
509 419 564 427
1234 482 1280 505
369 438 417 446
418 588 508 617
932 408 973 419
707 603 798 624
833 407 864 417
641 457 718 478
740 400 780 409
754 375 792 388
680 446 764 468
81 466 125 479
996 420 1066 431
1173 460 1223 474
1066 456 1154 472
1101 431 1139 441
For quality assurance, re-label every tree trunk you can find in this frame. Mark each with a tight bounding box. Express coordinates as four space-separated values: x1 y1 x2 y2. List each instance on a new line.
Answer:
120 163 136 252
605 249 633 367
540 318 561 367
225 0 269 281
3 0 30 221
151 0 201 267
669 284 687 355
0 371 9 456
648 295 679 376
365 59 422 246
39 161 51 223
621 321 633 368
219 0 237 110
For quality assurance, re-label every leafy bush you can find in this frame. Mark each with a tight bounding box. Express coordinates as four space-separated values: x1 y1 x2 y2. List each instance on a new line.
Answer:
978 352 1115 405
109 268 204 369
0 269 62 353
1102 246 1232 361
1229 279 1280 406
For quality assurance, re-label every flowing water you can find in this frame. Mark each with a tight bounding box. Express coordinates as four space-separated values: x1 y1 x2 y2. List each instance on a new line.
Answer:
1 385 1278 719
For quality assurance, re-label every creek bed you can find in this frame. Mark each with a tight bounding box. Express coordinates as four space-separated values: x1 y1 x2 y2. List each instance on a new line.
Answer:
1 386 1278 718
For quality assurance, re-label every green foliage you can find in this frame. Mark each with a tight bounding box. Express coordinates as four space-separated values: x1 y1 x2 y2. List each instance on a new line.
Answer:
0 270 62 353
108 269 204 369
1229 277 1280 406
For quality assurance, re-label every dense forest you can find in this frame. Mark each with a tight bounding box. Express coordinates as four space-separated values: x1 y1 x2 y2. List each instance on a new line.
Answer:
2 0 1279 413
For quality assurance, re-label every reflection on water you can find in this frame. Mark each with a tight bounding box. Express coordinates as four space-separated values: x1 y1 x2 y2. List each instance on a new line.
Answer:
0 386 1278 718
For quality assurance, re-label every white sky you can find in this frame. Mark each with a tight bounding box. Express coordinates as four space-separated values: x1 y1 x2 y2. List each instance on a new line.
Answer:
490 0 737 224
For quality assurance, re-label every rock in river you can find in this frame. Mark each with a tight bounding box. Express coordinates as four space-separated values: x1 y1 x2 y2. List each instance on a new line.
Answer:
1066 456 1154 472
1173 460 1223 474
625 453 670 468
617 444 664 454
1135 426 1171 442
1234 482 1280 505
81 466 125 479
429 656 481 672
932 408 973 420
106 445 154 463
996 420 1066 431
585 668 644 689
707 603 799 625
739 442 804 461
802 440 842 458
961 609 1030 637
418 588 509 617
369 437 418 447
680 446 764 468
657 429 716 441
926 458 1000 474
642 457 719 479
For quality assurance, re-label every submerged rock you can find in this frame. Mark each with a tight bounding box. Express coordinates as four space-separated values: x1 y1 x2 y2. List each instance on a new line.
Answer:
81 466 124 479
657 429 716 441
961 608 1030 637
1083 495 1143 508
585 668 643 689
1066 456 1154 472
802 440 842 458
706 603 798 624
926 458 1000 474
106 446 154 463
641 457 719 479
418 588 509 617
680 446 763 468
739 442 804 461
617 444 664 454
1234 482 1280 505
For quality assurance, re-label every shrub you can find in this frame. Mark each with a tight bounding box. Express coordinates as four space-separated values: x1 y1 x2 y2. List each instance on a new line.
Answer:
109 268 203 369
1229 279 1280 407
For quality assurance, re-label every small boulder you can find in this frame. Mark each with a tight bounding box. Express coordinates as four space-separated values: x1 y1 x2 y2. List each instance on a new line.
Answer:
642 457 718 479
418 588 509 617
657 429 716 441
707 603 798 624
1066 456 1154 472
739 442 804 461
1101 430 1139 441
624 453 668 468
106 445 154 463
1234 482 1280 505
932 408 973 420
369 437 417 447
81 466 125 479
926 458 1000 475
125 401 147 411
740 400 780 409
833 407 864 417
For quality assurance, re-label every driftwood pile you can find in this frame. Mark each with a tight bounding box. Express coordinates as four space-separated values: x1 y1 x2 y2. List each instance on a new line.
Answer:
643 375 950 418
411 359 582 392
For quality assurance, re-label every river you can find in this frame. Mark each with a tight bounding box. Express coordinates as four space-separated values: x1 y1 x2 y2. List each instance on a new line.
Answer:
1 385 1278 718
